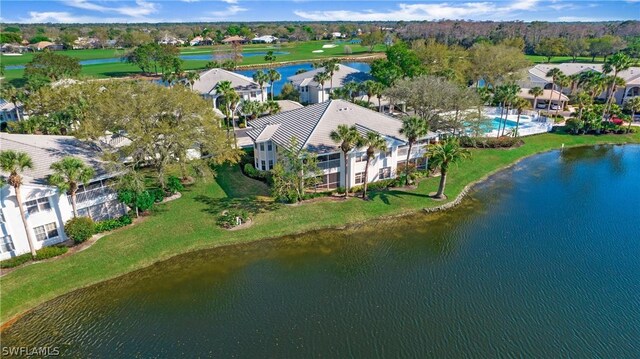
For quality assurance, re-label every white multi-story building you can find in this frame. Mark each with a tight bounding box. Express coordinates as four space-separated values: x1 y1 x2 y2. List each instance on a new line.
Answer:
246 100 438 190
192 68 269 109
288 64 371 104
0 133 126 260
0 99 24 126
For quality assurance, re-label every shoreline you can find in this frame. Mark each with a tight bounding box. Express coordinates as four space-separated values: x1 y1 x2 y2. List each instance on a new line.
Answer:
1 138 639 328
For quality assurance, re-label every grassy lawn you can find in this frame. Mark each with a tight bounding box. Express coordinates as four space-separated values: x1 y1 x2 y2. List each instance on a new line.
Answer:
525 54 604 64
2 41 384 85
1 130 639 325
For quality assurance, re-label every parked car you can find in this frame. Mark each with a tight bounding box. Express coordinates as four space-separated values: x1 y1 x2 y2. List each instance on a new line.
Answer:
536 102 547 109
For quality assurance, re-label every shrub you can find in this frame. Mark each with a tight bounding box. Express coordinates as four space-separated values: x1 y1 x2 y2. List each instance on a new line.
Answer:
0 253 32 268
244 163 260 178
34 246 68 260
166 175 184 194
216 209 248 229
64 217 95 243
302 192 332 200
460 136 523 148
148 188 165 203
368 179 395 191
136 191 156 212
336 186 346 194
95 215 133 233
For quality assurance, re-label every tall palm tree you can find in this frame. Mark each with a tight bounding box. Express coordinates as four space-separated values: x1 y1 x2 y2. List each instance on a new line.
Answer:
399 116 429 183
267 69 281 101
361 80 376 105
603 52 632 113
313 71 330 103
329 124 361 197
343 81 360 102
513 97 530 137
602 75 626 118
500 83 520 137
425 138 470 199
264 51 276 66
0 150 36 258
324 59 339 94
528 86 544 114
49 157 95 218
369 81 385 112
263 100 281 115
573 91 593 123
252 70 269 102
185 71 200 90
546 68 564 112
624 97 640 133
360 132 387 199
555 75 571 116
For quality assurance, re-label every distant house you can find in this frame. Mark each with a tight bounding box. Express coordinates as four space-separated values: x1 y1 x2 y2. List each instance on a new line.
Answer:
288 64 372 104
521 63 640 106
251 35 278 44
221 36 248 44
191 68 269 109
30 41 62 51
246 99 438 189
72 37 101 49
158 34 185 46
189 36 213 46
330 32 343 39
0 99 24 126
0 133 127 260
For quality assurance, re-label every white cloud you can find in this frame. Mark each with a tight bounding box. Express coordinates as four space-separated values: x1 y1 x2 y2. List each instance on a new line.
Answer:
209 5 247 17
62 0 158 18
221 0 238 3
294 1 542 21
558 15 623 21
18 11 150 23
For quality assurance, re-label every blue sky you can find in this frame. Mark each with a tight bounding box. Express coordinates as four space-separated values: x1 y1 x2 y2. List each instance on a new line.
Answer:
0 0 638 23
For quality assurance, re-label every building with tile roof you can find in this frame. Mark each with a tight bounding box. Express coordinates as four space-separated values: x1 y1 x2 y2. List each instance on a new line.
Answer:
246 99 438 190
192 68 269 108
0 133 126 260
288 64 371 104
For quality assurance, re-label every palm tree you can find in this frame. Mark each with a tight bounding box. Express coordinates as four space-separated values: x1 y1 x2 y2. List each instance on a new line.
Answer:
360 80 375 105
313 71 330 103
215 80 239 131
573 91 593 123
184 71 200 90
399 116 429 184
624 97 640 133
329 124 361 197
0 85 23 121
264 50 276 66
528 87 544 115
360 132 387 199
513 97 530 137
603 53 632 113
602 75 626 118
425 138 470 199
500 83 520 137
241 100 262 123
343 81 360 102
263 100 281 115
546 68 564 112
0 150 36 258
267 69 281 101
370 81 385 112
49 157 95 218
324 59 339 94
555 75 571 116
252 70 269 102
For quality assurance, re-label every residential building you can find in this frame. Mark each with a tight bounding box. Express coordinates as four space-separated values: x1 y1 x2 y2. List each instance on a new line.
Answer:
246 100 437 190
0 100 24 125
189 36 213 46
158 34 185 46
521 63 640 105
192 68 269 109
29 41 63 51
288 64 371 104
221 36 248 44
0 133 127 260
251 35 278 44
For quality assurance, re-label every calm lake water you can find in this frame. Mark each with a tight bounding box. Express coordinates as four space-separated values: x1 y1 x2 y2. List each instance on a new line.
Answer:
2 145 639 357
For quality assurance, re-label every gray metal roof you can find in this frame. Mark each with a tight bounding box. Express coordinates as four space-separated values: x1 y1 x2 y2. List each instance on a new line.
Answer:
288 64 371 88
0 133 111 185
246 99 437 154
192 68 266 96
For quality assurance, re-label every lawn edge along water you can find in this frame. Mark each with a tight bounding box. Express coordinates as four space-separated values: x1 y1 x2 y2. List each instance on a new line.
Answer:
1 130 639 327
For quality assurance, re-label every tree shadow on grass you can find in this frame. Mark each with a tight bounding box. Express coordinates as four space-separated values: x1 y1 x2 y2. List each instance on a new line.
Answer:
194 195 281 216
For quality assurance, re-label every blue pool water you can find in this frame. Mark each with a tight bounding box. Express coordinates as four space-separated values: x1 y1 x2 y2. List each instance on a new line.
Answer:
491 118 517 131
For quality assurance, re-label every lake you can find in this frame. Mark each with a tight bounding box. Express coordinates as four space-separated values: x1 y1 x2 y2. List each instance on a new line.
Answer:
1 145 639 357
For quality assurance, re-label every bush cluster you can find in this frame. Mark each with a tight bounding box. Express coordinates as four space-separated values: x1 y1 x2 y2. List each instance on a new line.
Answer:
64 217 96 243
0 246 69 268
216 209 248 229
166 175 184 194
460 136 523 148
95 215 133 233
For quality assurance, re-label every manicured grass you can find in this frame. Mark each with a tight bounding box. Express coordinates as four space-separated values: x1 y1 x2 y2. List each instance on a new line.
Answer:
1 130 639 325
525 55 605 64
2 41 384 85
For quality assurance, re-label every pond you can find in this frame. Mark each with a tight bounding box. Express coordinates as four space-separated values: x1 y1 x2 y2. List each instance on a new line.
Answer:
2 145 639 357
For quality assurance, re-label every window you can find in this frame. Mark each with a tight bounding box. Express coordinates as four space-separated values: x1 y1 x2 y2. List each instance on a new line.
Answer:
355 152 366 162
260 143 265 151
24 197 51 214
355 172 365 184
384 149 392 158
268 160 273 170
33 222 59 242
267 142 272 151
0 235 14 253
261 160 266 171
379 167 392 179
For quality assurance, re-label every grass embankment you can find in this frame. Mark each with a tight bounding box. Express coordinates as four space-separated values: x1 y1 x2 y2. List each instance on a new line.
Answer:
1 131 639 325
1 41 385 85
